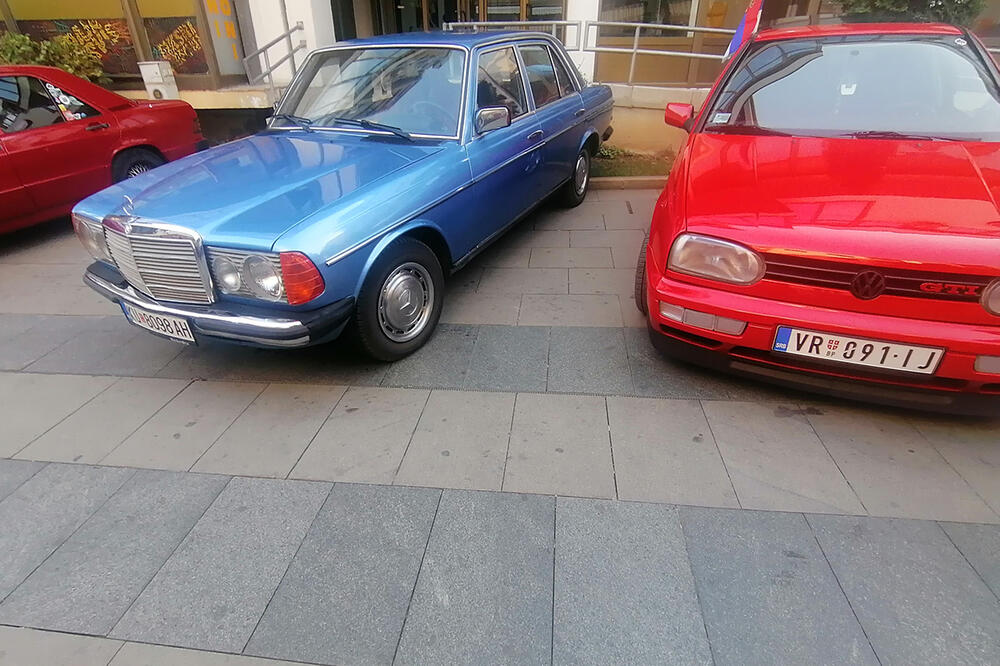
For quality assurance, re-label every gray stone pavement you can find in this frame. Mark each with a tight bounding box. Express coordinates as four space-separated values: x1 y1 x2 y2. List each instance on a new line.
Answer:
0 461 998 666
0 193 998 664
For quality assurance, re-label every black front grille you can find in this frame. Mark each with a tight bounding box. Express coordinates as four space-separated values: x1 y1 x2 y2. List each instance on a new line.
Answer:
763 254 991 302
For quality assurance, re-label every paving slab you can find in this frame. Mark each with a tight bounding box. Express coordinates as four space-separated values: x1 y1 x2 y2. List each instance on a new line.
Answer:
0 263 117 315
395 490 554 665
547 326 633 394
0 626 123 666
382 324 478 389
0 314 51 370
0 459 44 502
568 267 635 295
102 380 266 471
463 324 549 392
702 401 865 515
193 383 346 478
439 291 521 326
809 514 1000 664
290 386 428 483
529 247 613 268
533 208 606 231
395 390 513 491
19 378 190 464
607 397 738 507
504 393 616 498
111 477 330 653
0 469 228 634
111 642 303 665
518 294 624 327
499 228 570 248
554 497 711 665
476 243 531 267
476 267 568 294
806 406 998 523
909 416 1000 516
25 320 181 377
0 371 117 457
939 521 1000 599
0 463 133 600
245 483 440 666
569 229 645 249
682 507 877 666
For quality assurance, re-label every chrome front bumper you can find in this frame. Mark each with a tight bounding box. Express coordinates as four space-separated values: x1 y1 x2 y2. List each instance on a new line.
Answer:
84 262 353 348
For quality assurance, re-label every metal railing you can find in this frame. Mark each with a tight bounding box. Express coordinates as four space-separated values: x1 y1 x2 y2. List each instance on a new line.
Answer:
582 20 735 85
443 20 583 50
243 21 307 99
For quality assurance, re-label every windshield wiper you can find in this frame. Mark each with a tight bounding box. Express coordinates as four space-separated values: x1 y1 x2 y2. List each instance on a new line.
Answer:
703 124 793 137
838 130 958 142
332 117 412 141
271 113 314 132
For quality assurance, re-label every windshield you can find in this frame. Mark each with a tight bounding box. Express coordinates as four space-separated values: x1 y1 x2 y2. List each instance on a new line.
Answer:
704 35 1000 141
276 47 466 138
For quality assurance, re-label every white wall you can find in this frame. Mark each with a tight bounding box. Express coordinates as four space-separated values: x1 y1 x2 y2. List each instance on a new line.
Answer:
245 0 337 86
565 0 599 82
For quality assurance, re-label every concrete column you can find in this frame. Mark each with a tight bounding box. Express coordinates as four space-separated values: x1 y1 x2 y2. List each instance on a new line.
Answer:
565 0 599 82
245 0 336 85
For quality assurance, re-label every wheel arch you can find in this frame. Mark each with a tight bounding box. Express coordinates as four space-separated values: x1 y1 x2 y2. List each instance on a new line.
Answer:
352 220 454 296
112 144 166 168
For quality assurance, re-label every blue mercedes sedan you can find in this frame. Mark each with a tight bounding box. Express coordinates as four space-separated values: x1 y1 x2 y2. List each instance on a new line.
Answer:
72 31 613 359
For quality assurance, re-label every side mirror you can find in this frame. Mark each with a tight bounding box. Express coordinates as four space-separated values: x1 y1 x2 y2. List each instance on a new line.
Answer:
664 103 695 131
475 106 511 134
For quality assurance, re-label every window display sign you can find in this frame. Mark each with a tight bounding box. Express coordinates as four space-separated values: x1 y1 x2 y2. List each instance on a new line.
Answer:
16 18 139 74
203 0 244 75
145 16 208 73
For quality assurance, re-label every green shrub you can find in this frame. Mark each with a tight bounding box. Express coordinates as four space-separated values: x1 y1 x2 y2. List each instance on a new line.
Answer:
0 31 106 82
839 0 984 25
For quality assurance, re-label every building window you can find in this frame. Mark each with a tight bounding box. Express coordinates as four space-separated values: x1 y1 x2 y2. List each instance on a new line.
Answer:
139 0 208 74
599 0 694 35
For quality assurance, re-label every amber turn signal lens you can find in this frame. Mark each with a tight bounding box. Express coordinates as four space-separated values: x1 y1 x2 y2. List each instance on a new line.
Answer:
279 252 325 305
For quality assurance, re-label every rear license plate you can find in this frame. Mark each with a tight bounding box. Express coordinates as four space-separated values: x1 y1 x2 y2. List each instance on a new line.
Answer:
122 303 195 343
772 326 943 375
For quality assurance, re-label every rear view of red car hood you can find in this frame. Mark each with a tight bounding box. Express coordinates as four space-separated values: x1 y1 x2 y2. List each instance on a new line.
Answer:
685 134 1000 274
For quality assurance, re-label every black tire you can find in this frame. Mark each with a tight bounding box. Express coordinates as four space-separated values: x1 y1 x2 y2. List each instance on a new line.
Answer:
634 235 649 315
354 237 444 361
112 148 166 183
559 146 591 208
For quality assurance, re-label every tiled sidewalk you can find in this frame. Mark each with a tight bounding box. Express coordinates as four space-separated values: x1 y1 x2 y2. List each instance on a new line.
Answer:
0 461 998 666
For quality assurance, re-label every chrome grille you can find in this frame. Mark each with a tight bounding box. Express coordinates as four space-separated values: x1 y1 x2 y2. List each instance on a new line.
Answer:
206 248 285 302
104 224 214 304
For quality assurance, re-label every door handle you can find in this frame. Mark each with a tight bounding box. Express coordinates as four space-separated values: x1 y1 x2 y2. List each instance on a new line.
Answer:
574 109 586 117
527 129 544 142
85 122 110 131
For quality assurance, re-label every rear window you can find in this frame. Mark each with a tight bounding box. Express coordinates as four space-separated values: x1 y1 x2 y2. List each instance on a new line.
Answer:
704 35 1000 142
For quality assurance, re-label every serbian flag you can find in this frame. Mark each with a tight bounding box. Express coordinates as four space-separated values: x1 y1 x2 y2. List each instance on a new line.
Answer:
724 0 764 59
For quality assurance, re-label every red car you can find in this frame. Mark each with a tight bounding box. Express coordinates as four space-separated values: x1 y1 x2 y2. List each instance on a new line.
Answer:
0 65 205 233
637 22 1000 414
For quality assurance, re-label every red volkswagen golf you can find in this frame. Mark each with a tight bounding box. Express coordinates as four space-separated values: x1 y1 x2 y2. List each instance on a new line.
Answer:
637 22 1000 414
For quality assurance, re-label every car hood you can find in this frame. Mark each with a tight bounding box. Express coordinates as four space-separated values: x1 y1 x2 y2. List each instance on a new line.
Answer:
685 134 1000 274
110 131 444 248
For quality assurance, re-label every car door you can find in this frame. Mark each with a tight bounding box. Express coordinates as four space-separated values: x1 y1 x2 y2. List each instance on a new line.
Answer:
0 75 120 215
517 42 586 196
464 44 545 243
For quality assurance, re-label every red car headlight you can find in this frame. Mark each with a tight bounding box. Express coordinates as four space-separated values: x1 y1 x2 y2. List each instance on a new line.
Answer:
982 279 1000 316
668 233 765 285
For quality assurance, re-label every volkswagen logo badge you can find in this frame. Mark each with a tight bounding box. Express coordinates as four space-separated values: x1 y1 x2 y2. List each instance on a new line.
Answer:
850 270 886 300
122 195 135 216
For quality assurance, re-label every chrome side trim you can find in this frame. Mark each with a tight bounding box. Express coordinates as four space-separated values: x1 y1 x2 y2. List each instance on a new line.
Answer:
323 182 471 266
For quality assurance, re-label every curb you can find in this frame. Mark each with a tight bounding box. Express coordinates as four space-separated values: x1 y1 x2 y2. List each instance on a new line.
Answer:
591 175 667 190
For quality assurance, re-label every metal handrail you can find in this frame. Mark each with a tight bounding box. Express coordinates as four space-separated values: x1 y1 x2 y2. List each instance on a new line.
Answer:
583 20 735 84
243 21 307 98
443 20 583 50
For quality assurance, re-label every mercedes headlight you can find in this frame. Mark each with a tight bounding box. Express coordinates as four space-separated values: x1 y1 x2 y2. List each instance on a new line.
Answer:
244 255 284 300
668 233 765 285
72 213 112 263
211 255 242 294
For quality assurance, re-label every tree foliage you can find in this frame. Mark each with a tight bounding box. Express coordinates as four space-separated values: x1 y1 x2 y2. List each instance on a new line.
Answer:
838 0 985 25
0 32 106 82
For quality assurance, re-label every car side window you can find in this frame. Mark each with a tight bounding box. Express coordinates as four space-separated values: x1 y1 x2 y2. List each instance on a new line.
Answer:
519 45 560 108
0 76 65 134
477 47 527 120
42 81 99 122
548 47 577 97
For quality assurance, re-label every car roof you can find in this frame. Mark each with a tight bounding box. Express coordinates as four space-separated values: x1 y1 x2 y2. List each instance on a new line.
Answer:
755 22 963 42
336 29 556 49
0 64 132 110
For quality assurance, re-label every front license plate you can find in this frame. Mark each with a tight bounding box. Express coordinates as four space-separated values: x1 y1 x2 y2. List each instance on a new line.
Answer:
772 326 943 375
122 303 195 343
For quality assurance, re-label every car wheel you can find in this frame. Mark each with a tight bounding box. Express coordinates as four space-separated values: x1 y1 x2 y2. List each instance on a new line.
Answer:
560 147 591 208
112 148 166 183
355 237 444 361
634 235 648 315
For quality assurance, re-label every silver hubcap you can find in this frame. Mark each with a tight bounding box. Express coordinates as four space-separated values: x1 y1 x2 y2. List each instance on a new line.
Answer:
574 153 589 196
126 162 151 178
378 262 434 343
